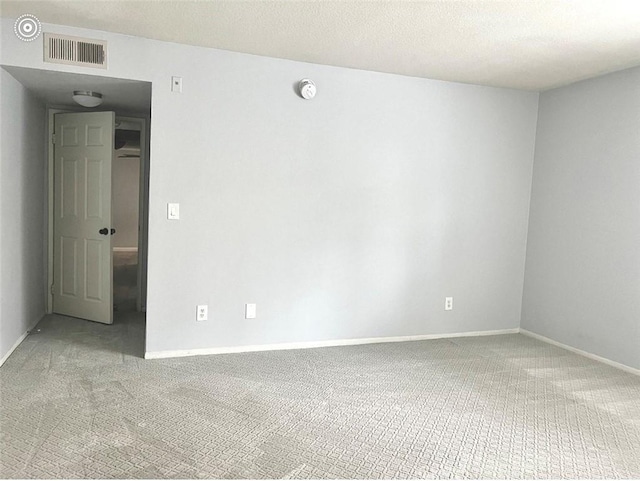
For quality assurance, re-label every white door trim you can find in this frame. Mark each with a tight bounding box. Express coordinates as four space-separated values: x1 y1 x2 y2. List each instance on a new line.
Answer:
47 108 71 313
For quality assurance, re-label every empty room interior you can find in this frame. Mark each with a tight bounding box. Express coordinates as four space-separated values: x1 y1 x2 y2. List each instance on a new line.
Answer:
0 1 639 479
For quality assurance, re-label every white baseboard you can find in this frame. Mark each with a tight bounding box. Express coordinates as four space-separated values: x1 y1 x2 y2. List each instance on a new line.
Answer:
520 328 640 376
144 328 520 360
0 316 42 368
113 247 138 252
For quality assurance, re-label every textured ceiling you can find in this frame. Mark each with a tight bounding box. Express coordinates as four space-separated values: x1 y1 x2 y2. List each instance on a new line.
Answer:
2 1 640 90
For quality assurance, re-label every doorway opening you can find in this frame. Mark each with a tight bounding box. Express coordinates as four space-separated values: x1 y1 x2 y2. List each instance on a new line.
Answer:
2 65 151 358
113 119 144 314
48 112 149 323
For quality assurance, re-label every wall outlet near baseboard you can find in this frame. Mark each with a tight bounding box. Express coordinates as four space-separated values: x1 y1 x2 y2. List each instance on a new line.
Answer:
196 305 208 321
445 297 453 311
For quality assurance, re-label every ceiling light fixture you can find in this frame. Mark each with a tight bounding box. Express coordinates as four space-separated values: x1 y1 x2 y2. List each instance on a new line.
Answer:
72 90 103 108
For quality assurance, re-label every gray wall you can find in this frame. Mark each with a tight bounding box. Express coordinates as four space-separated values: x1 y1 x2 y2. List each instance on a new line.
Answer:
0 67 46 363
112 155 140 249
1 20 539 356
521 67 640 370
143 51 539 352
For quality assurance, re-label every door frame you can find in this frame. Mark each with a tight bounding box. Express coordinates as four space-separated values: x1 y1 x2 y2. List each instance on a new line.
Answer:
46 109 149 314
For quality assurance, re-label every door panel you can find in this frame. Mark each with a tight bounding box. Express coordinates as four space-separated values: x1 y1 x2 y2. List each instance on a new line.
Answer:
61 158 78 217
60 237 77 296
86 159 104 218
85 239 103 301
53 111 115 324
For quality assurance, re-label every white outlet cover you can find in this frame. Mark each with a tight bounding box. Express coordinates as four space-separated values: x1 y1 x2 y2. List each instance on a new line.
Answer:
445 297 453 311
196 305 208 321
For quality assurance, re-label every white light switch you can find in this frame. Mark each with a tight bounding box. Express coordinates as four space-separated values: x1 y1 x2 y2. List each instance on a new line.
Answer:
245 303 256 319
167 203 180 220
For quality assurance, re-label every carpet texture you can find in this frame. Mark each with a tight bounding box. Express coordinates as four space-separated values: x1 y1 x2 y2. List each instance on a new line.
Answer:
1 313 639 479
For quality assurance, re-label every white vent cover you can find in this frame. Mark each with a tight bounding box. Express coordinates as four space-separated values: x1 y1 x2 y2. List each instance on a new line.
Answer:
44 33 107 69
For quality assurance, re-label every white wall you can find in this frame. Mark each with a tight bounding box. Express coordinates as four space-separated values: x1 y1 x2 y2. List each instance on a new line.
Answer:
146 66 539 354
521 67 640 370
112 155 140 248
0 67 46 364
0 19 539 356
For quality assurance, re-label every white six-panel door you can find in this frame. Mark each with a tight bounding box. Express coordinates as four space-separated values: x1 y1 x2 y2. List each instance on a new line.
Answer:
53 111 115 324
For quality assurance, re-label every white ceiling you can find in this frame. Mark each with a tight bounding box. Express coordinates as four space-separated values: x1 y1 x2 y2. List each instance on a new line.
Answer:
2 1 640 91
2 65 151 113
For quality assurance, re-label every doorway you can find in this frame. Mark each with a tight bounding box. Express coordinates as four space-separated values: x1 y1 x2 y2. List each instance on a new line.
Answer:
48 112 150 323
113 118 144 313
1 65 151 354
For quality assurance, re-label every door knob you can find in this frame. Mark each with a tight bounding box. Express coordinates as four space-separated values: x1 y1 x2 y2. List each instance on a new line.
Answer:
99 228 108 235
110 228 116 235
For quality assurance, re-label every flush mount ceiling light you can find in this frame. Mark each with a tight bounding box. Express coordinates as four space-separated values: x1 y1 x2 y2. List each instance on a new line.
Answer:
72 90 103 108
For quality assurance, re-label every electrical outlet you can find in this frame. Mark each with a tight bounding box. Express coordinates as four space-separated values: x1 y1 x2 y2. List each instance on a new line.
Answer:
245 303 256 319
445 297 453 311
196 305 208 321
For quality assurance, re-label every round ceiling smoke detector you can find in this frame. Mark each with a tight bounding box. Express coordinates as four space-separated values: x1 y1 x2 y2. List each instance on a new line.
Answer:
299 79 316 100
72 90 103 108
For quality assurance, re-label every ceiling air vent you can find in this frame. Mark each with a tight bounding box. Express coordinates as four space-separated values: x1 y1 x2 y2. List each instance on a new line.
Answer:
44 33 107 69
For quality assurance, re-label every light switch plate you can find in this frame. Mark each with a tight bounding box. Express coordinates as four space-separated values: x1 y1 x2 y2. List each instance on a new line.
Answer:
167 203 180 220
245 303 256 319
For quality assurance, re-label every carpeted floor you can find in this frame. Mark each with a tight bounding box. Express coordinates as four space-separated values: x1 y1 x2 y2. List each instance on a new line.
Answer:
1 314 639 479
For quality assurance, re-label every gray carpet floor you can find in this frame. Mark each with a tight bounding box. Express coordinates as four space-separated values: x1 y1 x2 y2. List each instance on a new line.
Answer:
1 314 639 479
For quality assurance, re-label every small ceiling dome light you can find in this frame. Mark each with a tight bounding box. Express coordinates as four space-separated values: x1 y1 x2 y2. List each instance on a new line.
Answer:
72 90 103 108
299 79 316 100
